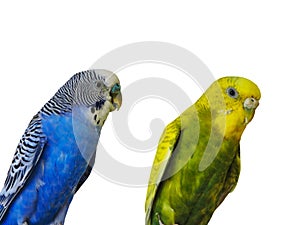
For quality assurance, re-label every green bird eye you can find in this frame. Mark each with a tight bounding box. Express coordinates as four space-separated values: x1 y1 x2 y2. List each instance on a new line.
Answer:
226 87 238 98
111 83 120 94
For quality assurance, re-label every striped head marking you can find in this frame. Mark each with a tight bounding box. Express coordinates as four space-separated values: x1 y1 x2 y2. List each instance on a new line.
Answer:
41 69 122 128
73 69 122 127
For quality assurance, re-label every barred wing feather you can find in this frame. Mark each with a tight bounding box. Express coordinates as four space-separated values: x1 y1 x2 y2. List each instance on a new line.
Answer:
0 114 47 220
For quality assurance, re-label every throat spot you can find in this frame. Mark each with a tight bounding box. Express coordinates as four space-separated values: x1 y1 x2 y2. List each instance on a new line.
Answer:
89 100 112 127
92 112 101 126
95 99 106 110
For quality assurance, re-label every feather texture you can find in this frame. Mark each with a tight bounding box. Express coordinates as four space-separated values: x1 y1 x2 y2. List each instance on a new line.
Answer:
0 69 121 224
145 76 260 225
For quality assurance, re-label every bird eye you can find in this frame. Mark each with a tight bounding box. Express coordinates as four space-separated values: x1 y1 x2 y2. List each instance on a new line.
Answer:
96 81 102 88
226 87 238 98
111 83 120 94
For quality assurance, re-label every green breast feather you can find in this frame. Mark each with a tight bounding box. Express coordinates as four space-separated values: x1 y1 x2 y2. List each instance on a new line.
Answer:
145 76 260 225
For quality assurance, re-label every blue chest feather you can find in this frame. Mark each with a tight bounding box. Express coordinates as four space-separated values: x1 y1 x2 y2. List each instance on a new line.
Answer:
1 112 100 224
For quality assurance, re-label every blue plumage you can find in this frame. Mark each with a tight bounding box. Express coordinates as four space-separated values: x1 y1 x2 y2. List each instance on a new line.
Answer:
0 70 122 225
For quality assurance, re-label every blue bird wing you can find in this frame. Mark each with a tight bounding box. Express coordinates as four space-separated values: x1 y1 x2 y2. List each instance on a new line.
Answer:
74 151 96 193
0 114 47 220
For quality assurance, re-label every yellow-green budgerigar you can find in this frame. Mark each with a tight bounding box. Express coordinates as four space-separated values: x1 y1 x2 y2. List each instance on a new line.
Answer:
145 77 260 225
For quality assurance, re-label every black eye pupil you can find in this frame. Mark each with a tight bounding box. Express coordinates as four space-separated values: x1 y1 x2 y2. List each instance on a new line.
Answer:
227 87 238 98
229 89 235 96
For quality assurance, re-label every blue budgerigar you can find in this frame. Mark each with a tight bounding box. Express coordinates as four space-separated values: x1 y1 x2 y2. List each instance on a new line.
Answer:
0 69 122 225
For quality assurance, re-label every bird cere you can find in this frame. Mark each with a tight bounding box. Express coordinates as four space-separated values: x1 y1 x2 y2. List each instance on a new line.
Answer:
0 70 122 224
145 77 260 225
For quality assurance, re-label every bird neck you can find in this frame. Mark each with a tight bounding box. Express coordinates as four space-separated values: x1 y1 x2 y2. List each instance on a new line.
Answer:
194 95 246 142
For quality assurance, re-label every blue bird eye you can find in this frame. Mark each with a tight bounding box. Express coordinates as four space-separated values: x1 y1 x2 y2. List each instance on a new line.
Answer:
226 87 238 98
111 83 120 94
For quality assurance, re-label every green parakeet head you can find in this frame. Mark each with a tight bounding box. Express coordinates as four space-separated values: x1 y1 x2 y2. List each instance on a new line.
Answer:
203 76 261 139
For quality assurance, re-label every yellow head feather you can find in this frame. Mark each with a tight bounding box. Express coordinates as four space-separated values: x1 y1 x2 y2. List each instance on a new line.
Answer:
197 76 261 140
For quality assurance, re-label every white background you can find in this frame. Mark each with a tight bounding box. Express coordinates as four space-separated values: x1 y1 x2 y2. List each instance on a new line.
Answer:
0 1 299 224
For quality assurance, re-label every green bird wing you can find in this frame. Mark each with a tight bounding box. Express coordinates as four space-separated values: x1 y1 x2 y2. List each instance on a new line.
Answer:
216 145 241 207
145 117 181 223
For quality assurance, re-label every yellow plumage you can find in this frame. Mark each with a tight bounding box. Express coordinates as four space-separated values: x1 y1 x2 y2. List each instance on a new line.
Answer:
146 76 260 225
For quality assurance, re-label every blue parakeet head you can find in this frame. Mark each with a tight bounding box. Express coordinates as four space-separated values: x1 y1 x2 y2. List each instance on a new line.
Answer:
42 69 122 128
72 69 122 128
